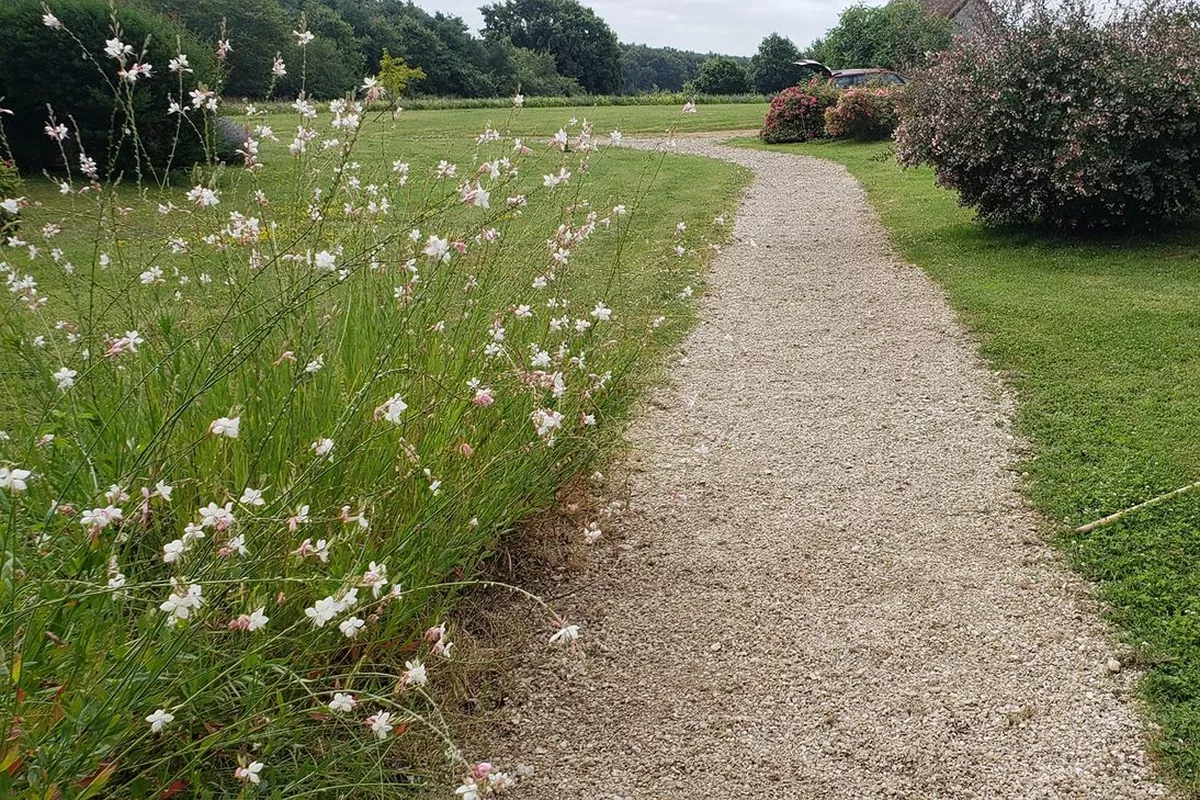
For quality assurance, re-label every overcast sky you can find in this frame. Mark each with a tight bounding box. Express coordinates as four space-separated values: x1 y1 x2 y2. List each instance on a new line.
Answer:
419 0 884 56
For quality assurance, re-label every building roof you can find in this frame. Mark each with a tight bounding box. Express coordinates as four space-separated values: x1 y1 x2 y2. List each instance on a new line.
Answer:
921 0 972 17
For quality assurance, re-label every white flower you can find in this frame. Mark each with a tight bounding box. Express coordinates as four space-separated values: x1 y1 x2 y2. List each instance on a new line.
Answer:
209 416 240 438
334 586 357 613
154 480 173 501
376 393 407 424
531 408 563 438
247 607 269 632
513 92 524 107
159 583 203 621
329 692 357 713
168 54 191 73
362 561 389 597
198 502 235 529
145 708 174 733
313 250 336 272
294 29 315 46
311 437 334 459
235 761 263 785
42 11 62 28
185 185 219 208
305 355 325 374
549 622 580 645
367 710 394 740
50 366 74 391
104 37 133 61
80 505 122 530
591 302 612 321
403 659 427 686
239 487 265 507
339 616 365 638
456 781 480 800
162 538 186 564
272 55 287 77
1 198 20 216
0 465 31 491
423 235 449 262
305 595 339 627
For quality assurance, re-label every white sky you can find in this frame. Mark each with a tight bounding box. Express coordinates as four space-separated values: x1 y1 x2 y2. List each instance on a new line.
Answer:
419 0 888 56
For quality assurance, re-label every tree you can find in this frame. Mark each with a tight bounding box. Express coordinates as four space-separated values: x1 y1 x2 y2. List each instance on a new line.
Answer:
749 33 806 94
690 56 751 94
810 0 951 71
155 0 292 98
378 47 426 98
619 43 708 93
481 0 621 94
278 2 364 98
510 46 584 96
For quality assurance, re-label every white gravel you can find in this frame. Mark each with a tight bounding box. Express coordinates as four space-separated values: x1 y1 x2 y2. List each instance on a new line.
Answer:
468 137 1171 798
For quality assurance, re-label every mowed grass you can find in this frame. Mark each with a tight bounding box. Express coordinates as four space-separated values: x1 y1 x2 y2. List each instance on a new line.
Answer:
736 137 1200 790
327 102 766 140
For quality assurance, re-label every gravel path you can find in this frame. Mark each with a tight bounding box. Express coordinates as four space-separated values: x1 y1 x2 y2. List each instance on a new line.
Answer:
472 138 1170 798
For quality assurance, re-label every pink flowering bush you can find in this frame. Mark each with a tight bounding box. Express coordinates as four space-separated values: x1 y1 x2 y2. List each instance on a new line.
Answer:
823 87 901 141
0 8 725 797
895 0 1200 230
759 80 841 144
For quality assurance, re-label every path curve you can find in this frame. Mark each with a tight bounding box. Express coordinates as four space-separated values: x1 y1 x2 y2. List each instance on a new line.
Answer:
473 139 1169 798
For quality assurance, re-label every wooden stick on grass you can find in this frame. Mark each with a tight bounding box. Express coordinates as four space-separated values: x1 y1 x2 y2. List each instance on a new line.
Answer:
1075 480 1200 534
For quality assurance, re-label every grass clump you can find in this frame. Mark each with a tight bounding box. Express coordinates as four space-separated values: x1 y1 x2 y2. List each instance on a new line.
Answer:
0 13 747 797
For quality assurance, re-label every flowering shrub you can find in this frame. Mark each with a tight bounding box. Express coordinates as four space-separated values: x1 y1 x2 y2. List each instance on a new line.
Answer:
0 0 215 175
759 80 841 144
895 0 1200 230
0 8 723 797
823 87 901 141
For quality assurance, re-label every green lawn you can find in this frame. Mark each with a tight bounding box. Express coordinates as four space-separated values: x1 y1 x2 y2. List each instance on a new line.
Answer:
293 102 767 141
736 137 1200 791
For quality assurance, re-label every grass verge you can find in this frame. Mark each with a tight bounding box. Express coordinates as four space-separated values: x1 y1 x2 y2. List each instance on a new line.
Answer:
734 136 1200 792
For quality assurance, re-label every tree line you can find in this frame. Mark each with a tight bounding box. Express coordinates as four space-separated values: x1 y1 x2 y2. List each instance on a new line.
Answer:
21 0 951 101
128 0 735 99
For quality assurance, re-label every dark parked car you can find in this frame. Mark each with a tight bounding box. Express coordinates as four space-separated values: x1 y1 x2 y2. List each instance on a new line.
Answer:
793 60 907 88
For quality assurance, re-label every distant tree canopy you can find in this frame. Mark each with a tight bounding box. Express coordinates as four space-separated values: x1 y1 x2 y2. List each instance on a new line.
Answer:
806 0 953 71
619 43 709 93
26 0 765 101
480 0 622 93
690 56 751 94
510 46 585 95
749 33 807 94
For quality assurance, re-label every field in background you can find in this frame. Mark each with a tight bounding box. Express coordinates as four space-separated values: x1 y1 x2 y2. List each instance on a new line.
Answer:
239 93 771 112
231 102 768 141
736 136 1200 790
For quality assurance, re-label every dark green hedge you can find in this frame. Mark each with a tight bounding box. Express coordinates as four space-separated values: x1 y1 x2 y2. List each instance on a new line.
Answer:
0 0 215 177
